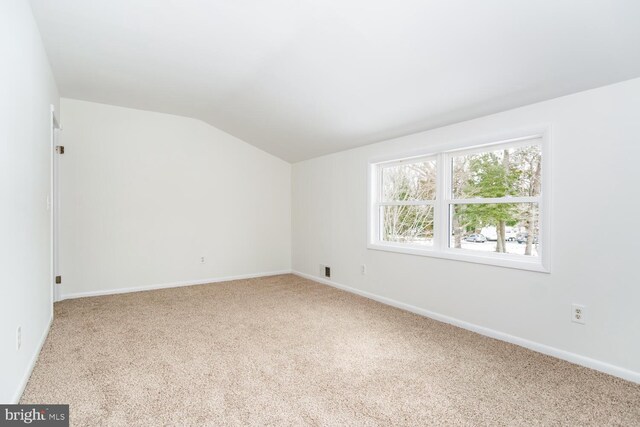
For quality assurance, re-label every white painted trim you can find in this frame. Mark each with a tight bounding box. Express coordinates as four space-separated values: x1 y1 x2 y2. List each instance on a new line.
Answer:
60 270 292 300
12 313 53 403
49 105 55 308
51 105 62 303
366 242 549 273
292 271 640 385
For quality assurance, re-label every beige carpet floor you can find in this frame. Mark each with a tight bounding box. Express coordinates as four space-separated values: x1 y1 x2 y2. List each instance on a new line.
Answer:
22 274 640 426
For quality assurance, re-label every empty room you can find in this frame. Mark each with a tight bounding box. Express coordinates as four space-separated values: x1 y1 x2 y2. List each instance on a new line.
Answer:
2 0 640 425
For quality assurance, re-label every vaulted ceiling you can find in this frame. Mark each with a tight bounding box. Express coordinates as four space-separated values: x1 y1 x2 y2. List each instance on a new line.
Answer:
30 0 640 162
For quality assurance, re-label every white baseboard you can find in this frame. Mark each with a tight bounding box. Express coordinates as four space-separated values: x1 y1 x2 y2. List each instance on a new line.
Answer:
60 270 292 300
292 270 640 384
12 312 53 403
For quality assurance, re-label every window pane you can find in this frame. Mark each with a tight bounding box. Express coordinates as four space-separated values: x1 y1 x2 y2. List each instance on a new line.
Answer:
452 143 542 199
449 203 539 257
382 205 434 245
382 159 436 201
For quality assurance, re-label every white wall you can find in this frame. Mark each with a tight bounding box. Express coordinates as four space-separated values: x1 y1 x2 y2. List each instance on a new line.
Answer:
0 0 60 403
292 78 640 381
58 99 291 298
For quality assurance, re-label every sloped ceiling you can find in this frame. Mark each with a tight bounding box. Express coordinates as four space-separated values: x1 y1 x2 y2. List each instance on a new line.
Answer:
30 0 640 162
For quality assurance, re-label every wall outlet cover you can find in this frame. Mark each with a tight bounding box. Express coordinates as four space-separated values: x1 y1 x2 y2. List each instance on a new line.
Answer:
572 304 587 325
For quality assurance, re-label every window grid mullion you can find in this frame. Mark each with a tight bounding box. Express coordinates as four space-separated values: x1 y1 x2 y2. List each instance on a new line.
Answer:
378 201 435 207
436 153 451 251
446 196 541 205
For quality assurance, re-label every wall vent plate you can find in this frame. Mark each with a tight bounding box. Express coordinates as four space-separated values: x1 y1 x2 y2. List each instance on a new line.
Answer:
319 264 331 279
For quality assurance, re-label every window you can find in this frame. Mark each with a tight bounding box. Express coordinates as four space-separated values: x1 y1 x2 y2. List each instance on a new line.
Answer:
378 158 436 246
369 134 549 272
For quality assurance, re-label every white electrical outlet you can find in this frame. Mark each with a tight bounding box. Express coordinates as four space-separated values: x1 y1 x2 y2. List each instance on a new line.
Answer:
200 256 205 264
572 304 586 325
16 326 21 351
361 264 367 275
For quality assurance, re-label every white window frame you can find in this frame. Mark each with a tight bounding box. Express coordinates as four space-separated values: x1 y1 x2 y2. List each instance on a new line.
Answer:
368 129 551 273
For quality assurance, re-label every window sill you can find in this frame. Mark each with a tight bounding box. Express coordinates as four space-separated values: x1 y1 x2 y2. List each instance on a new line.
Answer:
367 242 550 273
